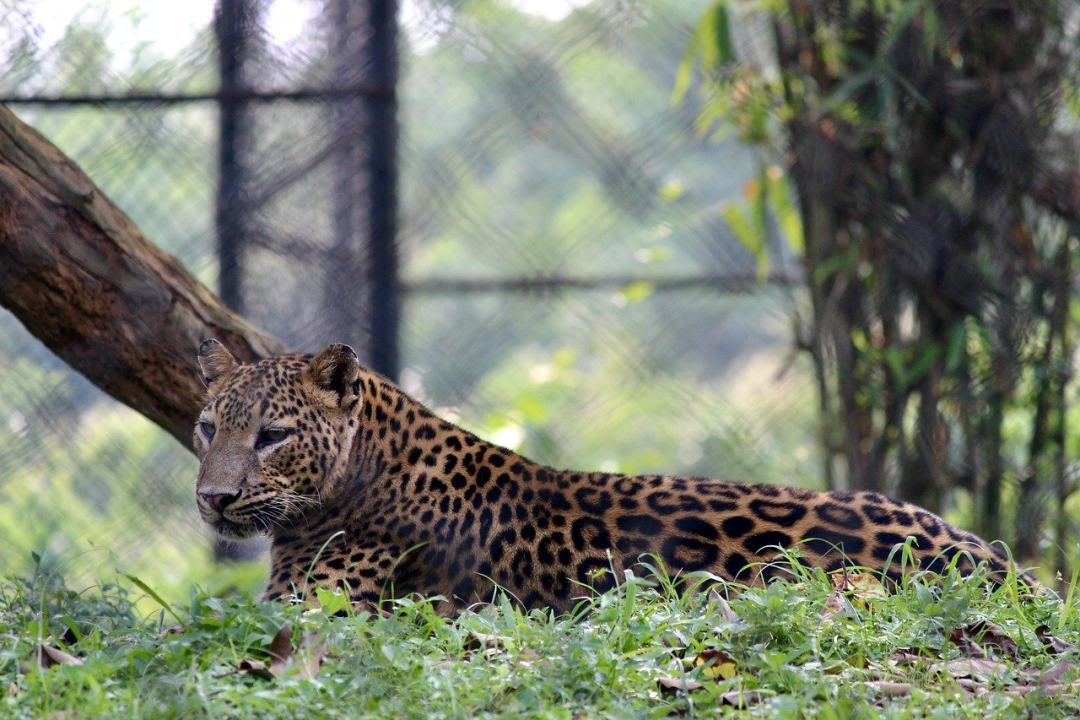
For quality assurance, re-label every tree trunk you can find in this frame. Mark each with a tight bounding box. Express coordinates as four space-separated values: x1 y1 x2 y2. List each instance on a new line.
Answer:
0 105 286 450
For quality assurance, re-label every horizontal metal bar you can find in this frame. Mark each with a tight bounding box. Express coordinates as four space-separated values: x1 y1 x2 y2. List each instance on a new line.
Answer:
403 272 801 295
0 85 392 107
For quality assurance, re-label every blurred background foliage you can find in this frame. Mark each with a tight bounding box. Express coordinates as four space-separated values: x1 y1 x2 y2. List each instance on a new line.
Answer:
681 0 1080 571
0 0 1077 601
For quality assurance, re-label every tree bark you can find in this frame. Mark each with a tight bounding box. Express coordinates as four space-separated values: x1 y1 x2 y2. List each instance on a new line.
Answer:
0 105 287 450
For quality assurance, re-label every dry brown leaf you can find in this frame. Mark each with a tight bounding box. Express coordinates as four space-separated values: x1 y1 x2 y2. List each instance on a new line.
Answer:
719 689 763 707
938 657 1008 681
694 648 738 680
271 625 325 680
831 571 886 598
234 658 275 680
894 650 931 665
821 571 887 622
1006 680 1080 697
955 678 985 695
221 623 325 681
1036 625 1077 655
947 628 985 658
36 644 82 669
658 675 703 692
293 631 327 680
865 681 912 697
820 588 849 622
949 621 1018 659
463 632 504 652
267 623 294 677
1027 659 1075 685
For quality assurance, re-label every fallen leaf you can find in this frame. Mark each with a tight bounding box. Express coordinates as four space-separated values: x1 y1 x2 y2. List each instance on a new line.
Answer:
955 678 985 695
894 650 931 665
1023 659 1074 685
463 631 504 652
947 628 985 658
35 644 82 669
819 588 849 622
831 571 886 598
864 681 912 697
949 621 1018 659
1036 625 1077 655
994 679 1080 698
719 689 763 707
233 658 275 680
658 675 703 692
222 623 325 681
938 657 1008 681
694 648 738 680
267 623 294 677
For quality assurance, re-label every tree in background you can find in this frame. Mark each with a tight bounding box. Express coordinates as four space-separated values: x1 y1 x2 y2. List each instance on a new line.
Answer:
685 0 1080 568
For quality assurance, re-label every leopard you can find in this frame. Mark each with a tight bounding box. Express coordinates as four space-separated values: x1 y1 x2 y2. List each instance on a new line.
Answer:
193 339 1031 612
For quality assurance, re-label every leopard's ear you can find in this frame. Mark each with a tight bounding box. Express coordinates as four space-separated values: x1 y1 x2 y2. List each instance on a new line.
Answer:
197 338 237 389
305 343 360 406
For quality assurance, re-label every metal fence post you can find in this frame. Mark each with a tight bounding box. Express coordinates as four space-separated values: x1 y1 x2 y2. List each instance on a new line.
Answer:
214 0 259 562
326 0 399 380
365 0 400 381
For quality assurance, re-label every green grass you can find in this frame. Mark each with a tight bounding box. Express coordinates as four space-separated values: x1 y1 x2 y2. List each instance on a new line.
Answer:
2 559 1078 719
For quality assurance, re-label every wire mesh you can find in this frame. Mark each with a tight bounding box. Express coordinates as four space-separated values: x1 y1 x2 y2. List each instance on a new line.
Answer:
0 0 816 591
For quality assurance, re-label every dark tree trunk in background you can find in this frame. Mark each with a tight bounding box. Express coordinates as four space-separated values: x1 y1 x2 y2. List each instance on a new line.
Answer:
326 0 400 380
0 105 287 450
214 0 261 561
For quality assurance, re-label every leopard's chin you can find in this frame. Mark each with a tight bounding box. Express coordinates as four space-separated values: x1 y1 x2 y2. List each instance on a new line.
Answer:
210 517 260 539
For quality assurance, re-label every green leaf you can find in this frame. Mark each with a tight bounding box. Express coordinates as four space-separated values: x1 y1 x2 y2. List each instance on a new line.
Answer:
722 199 769 282
764 168 803 254
820 69 876 115
122 573 183 623
671 33 699 105
671 2 733 105
707 3 735 70
945 323 966 372
314 586 350 616
905 343 940 386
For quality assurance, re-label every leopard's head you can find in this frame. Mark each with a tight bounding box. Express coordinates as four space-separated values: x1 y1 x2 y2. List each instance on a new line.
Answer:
193 339 362 538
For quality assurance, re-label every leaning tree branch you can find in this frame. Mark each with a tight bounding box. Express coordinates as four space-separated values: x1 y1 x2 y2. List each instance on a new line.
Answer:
0 105 287 450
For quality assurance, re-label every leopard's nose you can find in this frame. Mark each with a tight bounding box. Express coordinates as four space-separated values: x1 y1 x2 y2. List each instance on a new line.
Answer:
199 490 241 512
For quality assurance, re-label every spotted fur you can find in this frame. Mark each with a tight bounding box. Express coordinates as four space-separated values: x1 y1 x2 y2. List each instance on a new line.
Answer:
193 341 1027 611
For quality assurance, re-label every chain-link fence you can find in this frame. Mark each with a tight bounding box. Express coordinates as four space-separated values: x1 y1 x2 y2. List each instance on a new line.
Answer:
0 0 817 594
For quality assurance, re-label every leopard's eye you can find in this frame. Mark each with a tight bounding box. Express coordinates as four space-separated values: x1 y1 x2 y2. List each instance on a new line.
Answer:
198 421 216 441
255 427 291 450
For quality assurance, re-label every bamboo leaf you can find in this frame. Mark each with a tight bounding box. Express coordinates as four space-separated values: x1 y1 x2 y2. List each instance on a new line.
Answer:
764 167 803 254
